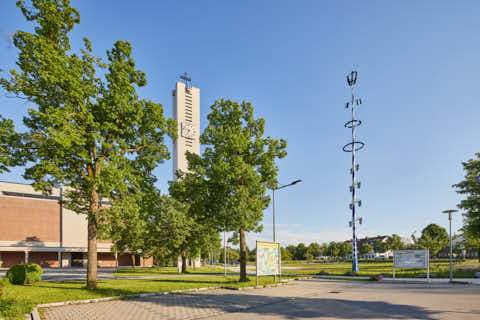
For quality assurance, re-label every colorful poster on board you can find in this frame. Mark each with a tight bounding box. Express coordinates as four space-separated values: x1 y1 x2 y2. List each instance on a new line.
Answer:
256 241 280 276
393 250 429 269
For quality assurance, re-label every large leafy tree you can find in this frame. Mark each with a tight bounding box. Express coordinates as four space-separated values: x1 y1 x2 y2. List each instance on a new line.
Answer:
416 224 448 256
174 99 286 281
453 153 480 260
1 0 175 288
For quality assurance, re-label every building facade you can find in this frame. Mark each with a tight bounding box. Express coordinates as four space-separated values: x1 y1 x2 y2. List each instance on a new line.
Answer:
0 181 152 268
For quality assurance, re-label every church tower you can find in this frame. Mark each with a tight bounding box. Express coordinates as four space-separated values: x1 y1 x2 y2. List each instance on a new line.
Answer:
172 73 200 179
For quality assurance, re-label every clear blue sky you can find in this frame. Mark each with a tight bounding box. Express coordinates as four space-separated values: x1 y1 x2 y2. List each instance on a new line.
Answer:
1 1 478 247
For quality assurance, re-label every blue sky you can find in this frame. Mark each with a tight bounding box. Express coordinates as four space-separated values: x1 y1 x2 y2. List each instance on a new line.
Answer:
1 1 479 247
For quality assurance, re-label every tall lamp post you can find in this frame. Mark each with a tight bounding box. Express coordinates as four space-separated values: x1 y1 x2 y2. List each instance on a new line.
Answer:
442 209 458 282
272 179 302 243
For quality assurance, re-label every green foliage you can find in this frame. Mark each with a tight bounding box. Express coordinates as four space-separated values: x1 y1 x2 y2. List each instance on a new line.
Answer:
372 239 386 253
0 116 25 173
385 234 404 251
6 264 42 285
359 243 373 255
416 224 448 256
294 243 308 260
170 99 286 281
339 242 353 257
328 242 340 258
219 247 240 263
281 247 292 261
454 153 480 258
0 297 34 320
2 0 175 287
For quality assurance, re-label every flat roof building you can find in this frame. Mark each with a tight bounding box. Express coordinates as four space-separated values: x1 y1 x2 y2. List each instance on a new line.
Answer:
0 181 152 268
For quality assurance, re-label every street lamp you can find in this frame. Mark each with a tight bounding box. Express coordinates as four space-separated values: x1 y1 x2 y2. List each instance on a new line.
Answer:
442 209 458 282
272 179 302 243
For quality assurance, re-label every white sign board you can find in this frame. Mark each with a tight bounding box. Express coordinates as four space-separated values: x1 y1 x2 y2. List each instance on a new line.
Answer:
393 250 429 269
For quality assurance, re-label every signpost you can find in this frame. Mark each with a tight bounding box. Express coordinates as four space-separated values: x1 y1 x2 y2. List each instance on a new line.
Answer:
393 250 430 280
256 241 281 286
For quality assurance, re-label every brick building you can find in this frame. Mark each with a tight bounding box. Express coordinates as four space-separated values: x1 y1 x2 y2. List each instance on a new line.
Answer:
0 181 152 268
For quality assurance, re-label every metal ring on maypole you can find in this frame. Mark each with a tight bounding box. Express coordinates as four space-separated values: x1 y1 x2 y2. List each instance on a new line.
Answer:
344 120 362 128
342 141 365 152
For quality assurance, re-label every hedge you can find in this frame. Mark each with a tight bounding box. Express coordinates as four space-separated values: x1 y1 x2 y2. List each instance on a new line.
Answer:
6 264 42 285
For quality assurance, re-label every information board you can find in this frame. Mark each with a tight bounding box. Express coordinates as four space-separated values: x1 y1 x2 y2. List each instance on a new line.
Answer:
256 241 280 276
393 250 429 269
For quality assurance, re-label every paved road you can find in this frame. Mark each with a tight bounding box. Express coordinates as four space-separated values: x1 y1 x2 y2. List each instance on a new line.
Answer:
41 278 480 320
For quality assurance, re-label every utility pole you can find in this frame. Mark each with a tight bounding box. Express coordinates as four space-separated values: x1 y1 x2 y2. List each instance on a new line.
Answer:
343 71 365 272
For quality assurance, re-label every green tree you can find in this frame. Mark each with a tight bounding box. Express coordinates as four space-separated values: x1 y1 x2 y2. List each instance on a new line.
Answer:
385 234 404 251
372 239 386 253
339 242 353 258
176 99 286 281
359 243 373 256
286 245 296 259
294 243 307 260
461 234 480 261
307 242 322 258
281 247 292 261
328 242 340 259
453 153 480 261
417 224 448 256
1 1 175 288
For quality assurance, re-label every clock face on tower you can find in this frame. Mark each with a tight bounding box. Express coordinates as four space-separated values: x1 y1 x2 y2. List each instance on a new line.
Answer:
181 122 196 138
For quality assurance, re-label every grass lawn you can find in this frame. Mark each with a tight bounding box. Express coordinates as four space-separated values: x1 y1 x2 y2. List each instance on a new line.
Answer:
0 275 290 320
281 259 480 278
114 265 235 277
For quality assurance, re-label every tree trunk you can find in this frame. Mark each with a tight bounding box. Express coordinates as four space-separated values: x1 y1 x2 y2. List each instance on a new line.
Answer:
87 199 98 289
131 254 136 269
478 248 480 262
239 228 248 282
181 250 188 273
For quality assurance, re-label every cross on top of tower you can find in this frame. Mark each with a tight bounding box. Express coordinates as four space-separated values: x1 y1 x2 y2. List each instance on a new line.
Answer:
179 72 192 89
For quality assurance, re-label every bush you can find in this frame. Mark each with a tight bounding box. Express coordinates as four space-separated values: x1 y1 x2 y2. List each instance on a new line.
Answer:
6 264 42 285
344 271 358 276
0 297 34 320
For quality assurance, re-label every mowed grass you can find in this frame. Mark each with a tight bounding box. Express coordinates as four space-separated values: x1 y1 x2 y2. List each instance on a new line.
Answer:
281 259 480 278
114 265 233 277
1 275 291 319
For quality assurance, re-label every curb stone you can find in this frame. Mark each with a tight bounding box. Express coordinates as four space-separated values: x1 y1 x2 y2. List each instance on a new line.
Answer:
30 278 309 320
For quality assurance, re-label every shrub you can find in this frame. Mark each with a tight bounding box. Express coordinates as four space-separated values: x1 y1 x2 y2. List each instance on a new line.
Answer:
6 264 42 285
0 297 34 320
344 271 358 276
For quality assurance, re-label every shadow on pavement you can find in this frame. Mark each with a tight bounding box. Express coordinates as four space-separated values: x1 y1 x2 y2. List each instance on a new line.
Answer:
126 292 441 319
